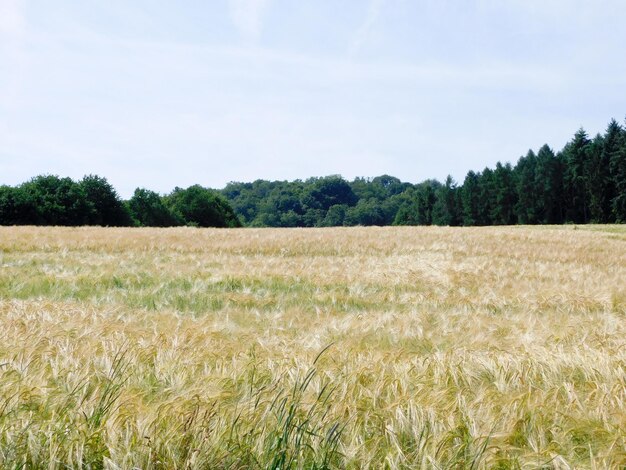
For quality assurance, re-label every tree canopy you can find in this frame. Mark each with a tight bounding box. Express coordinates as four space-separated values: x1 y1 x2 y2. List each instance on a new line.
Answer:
1 116 625 227
0 178 242 228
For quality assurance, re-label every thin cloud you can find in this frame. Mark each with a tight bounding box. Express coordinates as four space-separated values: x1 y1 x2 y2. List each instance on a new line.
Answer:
349 0 385 56
2 2 625 196
0 0 25 36
0 0 28 112
228 0 271 42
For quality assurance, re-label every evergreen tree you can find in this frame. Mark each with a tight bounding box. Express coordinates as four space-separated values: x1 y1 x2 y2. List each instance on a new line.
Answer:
608 119 626 222
597 120 622 223
586 133 612 222
491 162 517 225
2 115 625 228
534 144 564 224
461 171 481 226
477 168 496 225
562 129 591 223
432 175 461 226
421 180 440 225
514 150 539 224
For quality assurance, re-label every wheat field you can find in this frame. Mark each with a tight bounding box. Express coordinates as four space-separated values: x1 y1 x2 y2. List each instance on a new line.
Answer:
0 225 624 469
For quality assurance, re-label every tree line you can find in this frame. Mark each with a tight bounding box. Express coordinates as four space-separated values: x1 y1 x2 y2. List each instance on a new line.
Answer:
0 176 240 227
1 117 625 227
223 117 626 226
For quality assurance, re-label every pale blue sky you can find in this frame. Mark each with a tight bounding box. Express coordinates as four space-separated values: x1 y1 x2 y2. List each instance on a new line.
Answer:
1 0 625 197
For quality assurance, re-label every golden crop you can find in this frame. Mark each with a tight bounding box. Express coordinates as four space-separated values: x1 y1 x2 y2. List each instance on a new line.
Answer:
0 226 624 468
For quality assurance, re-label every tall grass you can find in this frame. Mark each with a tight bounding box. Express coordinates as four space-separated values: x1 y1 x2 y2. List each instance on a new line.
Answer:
0 225 624 468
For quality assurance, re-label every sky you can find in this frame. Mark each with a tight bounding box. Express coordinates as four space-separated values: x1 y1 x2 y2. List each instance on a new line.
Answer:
1 0 626 198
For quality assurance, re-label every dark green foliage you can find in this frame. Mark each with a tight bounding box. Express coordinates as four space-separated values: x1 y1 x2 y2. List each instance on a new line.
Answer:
534 145 564 224
0 174 132 227
0 176 242 228
321 204 348 226
477 168 496 226
461 171 482 226
0 185 20 225
491 162 517 225
432 176 462 226
562 129 592 223
586 133 612 223
351 174 407 200
302 176 358 212
393 180 440 226
223 176 401 228
80 175 132 226
345 199 386 226
515 151 539 224
216 121 625 227
15 175 93 226
223 180 307 227
2 116 625 228
222 181 261 225
608 118 626 222
128 188 181 227
167 185 242 228
345 176 407 226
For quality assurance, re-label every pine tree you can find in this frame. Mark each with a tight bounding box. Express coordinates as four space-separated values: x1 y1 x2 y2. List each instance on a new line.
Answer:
491 162 517 225
461 171 481 226
415 180 439 225
535 144 564 224
478 168 496 225
432 175 461 226
562 129 591 223
608 119 626 222
598 120 622 223
515 150 539 224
